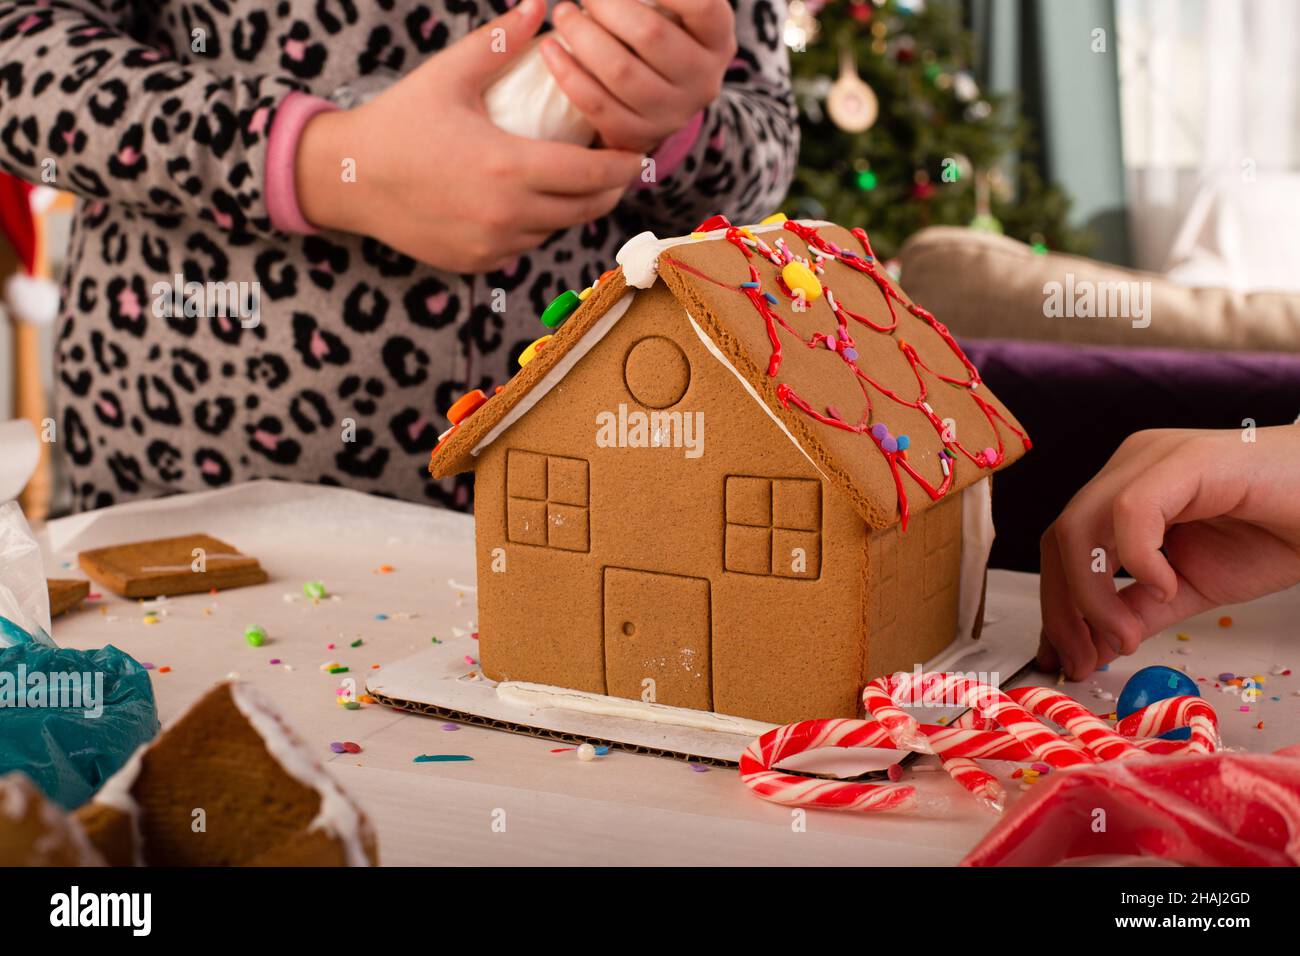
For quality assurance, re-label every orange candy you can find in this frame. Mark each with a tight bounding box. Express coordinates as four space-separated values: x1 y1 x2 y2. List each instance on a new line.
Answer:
446 389 487 425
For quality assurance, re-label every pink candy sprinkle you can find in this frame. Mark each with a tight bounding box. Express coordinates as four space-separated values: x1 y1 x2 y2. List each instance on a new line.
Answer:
464 655 476 665
1031 762 1051 773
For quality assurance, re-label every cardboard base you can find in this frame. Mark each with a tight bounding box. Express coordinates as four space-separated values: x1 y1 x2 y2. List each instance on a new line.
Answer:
368 573 1041 767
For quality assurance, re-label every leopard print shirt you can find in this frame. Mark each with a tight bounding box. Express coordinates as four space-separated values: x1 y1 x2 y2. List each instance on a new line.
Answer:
0 0 797 511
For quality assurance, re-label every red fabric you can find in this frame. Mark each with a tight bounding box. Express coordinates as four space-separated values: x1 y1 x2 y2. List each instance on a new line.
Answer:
961 745 1300 867
0 171 36 274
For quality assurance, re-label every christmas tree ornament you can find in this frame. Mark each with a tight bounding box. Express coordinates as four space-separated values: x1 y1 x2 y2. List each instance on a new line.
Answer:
849 0 873 24
826 48 878 133
952 69 979 103
911 169 935 200
965 99 993 121
783 0 820 52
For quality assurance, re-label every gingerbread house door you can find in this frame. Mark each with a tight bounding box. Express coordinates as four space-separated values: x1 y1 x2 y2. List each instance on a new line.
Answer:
603 568 711 710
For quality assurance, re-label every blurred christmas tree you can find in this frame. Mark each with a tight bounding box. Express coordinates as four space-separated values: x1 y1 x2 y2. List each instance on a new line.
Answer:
783 0 1090 260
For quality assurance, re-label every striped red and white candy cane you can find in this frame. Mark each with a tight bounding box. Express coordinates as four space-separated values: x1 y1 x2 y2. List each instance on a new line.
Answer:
1009 686 1142 762
739 719 920 812
1115 695 1219 754
878 672 1092 769
739 676 1219 816
861 677 932 753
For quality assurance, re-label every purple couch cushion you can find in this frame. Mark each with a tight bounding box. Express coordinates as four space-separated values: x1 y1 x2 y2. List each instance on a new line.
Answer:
959 339 1300 573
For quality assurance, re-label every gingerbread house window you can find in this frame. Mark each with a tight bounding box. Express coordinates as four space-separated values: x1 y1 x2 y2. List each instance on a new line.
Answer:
724 476 821 578
507 450 590 552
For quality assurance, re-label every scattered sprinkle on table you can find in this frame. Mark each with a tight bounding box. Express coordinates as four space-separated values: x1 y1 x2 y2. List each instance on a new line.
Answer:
550 747 574 753
244 624 267 647
1176 632 1191 641
328 665 349 674
577 743 597 761
304 581 327 599
157 666 171 674
430 636 441 644
1218 615 1233 628
464 655 477 665
269 658 281 665
141 662 155 670
343 701 360 710
413 754 473 763
329 742 346 753
350 638 363 648
688 763 710 773
374 613 388 621
375 564 395 574
441 723 460 732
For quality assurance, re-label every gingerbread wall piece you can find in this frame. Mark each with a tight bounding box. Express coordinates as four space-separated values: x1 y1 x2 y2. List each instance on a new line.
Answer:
430 218 1029 725
78 534 268 597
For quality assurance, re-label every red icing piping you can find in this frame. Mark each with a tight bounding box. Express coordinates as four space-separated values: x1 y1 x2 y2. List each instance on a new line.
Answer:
662 220 1031 529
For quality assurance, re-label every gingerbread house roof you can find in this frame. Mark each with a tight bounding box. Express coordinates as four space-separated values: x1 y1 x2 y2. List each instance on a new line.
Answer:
430 218 1030 531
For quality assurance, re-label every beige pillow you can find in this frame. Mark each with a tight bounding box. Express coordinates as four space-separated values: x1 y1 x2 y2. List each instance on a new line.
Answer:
897 226 1300 353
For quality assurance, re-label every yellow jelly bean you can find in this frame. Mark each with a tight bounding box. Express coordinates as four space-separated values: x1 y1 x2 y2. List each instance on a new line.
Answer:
578 287 593 301
782 261 823 301
760 212 788 225
518 335 553 368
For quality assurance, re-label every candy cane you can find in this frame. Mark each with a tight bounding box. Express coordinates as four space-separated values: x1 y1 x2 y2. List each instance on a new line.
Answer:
739 675 1220 816
1115 696 1219 754
739 719 921 812
875 672 1092 769
1009 686 1143 762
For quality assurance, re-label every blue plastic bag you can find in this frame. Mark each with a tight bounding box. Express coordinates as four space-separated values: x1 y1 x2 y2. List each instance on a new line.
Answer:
0 499 160 809
0 641 160 809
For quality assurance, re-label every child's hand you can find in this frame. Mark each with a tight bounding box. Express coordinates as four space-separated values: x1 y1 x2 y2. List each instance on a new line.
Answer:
541 0 737 154
1038 425 1300 679
295 0 644 274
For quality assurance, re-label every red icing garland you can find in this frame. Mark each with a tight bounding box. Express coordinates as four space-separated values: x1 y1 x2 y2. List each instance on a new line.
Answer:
663 220 1031 529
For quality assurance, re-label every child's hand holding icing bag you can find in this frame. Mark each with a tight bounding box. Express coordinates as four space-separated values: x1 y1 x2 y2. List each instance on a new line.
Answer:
539 0 738 154
296 0 645 274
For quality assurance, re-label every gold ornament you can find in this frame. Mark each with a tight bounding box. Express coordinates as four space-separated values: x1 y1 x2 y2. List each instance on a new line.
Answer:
825 48 879 133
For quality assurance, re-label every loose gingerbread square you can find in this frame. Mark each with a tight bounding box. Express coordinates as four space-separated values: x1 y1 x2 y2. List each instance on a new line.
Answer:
78 534 268 598
47 578 90 617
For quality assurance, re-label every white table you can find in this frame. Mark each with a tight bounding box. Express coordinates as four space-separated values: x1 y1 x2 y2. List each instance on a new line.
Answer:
38 482 1300 865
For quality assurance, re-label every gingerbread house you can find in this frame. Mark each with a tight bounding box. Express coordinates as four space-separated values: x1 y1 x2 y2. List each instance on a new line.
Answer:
430 216 1030 725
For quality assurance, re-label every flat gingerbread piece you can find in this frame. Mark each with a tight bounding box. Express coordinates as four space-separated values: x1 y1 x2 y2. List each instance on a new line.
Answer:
46 578 90 617
78 534 268 598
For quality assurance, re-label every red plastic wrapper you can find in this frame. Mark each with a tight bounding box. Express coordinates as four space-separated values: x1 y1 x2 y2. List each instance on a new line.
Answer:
962 745 1300 866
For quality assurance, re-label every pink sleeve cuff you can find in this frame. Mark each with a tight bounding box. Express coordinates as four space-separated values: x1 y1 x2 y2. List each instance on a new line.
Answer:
265 91 339 235
649 109 705 182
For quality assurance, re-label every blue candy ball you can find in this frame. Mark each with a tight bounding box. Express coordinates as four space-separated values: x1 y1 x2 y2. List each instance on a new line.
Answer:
1117 665 1200 741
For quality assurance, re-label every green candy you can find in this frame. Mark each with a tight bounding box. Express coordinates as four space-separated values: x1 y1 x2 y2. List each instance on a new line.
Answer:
244 625 267 647
303 580 327 599
540 289 580 329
